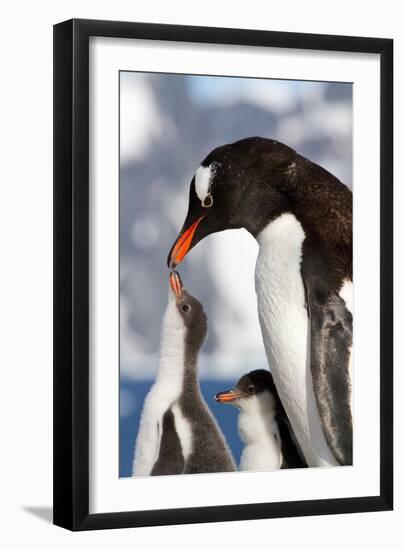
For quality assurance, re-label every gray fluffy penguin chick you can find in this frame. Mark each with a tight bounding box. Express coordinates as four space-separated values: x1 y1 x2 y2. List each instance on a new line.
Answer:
133 271 236 476
216 370 307 471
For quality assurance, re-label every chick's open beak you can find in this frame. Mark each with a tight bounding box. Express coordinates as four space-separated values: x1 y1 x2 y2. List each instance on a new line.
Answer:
168 217 204 268
169 270 183 301
215 389 243 403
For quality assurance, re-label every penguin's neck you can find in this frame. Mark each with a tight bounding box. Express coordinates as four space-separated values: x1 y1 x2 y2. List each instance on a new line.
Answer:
181 348 200 393
156 328 185 396
238 393 282 471
156 304 199 401
155 301 187 402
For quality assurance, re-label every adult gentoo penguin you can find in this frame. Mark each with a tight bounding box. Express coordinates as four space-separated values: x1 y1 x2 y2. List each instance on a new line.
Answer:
216 370 307 471
133 271 236 476
167 137 353 467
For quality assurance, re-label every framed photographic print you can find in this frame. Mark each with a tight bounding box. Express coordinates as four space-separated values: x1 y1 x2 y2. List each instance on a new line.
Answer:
53 19 393 530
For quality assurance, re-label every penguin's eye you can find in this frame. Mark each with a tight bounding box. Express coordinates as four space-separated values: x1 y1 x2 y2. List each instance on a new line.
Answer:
180 304 191 314
247 385 255 395
202 194 213 208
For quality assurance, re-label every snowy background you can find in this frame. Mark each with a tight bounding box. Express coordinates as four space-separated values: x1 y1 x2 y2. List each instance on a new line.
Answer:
119 71 352 476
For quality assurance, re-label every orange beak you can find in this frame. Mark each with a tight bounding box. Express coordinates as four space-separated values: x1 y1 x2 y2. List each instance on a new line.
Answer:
168 217 203 268
215 390 243 404
169 270 183 300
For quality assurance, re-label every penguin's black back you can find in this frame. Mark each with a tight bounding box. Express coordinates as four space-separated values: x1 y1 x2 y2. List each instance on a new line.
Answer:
277 413 308 469
151 409 184 476
179 391 236 474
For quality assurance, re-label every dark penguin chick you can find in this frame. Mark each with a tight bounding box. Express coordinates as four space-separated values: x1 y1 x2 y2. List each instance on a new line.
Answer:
133 271 236 476
216 370 307 471
167 137 353 467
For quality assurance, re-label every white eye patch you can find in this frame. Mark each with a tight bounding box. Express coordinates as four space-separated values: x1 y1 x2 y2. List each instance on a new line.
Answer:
195 163 218 203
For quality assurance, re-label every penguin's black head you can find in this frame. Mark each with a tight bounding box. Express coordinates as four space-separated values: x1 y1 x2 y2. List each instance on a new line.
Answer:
168 137 296 268
169 270 207 352
215 369 278 406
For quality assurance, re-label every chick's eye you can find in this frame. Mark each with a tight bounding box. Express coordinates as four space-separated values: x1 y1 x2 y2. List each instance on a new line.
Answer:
202 194 213 208
180 304 191 313
247 385 255 395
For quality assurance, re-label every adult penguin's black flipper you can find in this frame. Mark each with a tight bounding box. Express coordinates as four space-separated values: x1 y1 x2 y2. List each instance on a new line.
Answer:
307 290 353 466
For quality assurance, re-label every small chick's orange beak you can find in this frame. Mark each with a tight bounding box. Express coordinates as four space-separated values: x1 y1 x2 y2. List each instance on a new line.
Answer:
215 389 243 403
169 270 183 301
168 217 203 268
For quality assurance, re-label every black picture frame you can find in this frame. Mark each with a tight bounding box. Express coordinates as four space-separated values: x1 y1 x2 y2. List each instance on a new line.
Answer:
53 18 393 531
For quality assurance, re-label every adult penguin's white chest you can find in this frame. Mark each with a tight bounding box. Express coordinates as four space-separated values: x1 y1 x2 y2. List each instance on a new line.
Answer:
255 213 338 467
